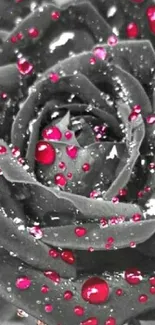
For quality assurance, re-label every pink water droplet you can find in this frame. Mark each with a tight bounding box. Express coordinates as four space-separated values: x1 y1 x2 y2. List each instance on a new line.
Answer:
104 317 116 325
82 163 90 172
105 243 112 250
44 270 60 284
74 306 84 316
75 227 87 237
18 157 25 165
35 141 56 165
54 173 67 187
11 35 18 43
137 190 144 198
119 188 127 196
144 186 151 192
150 286 155 294
63 290 73 300
81 277 109 304
45 304 53 313
125 268 142 285
16 276 31 290
60 250 75 264
88 247 95 252
90 190 101 199
149 277 155 286
59 161 66 170
126 22 139 38
41 285 49 293
1 92 7 100
147 6 155 34
51 11 60 20
128 111 138 121
17 32 23 40
149 162 155 169
100 217 108 228
17 58 33 75
107 237 114 244
132 104 141 113
146 114 155 124
28 27 39 38
132 213 142 222
67 172 73 179
42 126 62 141
66 145 78 159
115 288 123 296
139 294 148 303
89 57 96 65
49 248 60 258
112 196 119 203
12 146 20 157
93 47 107 60
49 72 60 83
65 131 73 140
29 226 43 239
80 318 98 325
0 146 7 155
107 35 118 46
130 241 137 248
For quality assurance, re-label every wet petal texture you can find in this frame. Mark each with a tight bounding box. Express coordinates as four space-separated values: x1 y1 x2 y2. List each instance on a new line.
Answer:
0 1 155 325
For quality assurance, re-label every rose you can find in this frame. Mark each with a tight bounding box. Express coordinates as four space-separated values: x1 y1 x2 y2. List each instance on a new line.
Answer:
0 1 155 325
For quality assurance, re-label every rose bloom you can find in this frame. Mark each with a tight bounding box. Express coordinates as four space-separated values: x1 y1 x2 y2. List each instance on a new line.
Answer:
0 1 155 325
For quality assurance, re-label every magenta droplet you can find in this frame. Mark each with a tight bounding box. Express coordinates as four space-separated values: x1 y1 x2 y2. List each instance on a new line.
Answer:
82 163 90 172
35 141 56 165
125 268 142 285
130 241 137 248
89 190 101 199
51 11 60 20
75 227 87 237
74 306 84 316
65 130 73 140
132 104 141 113
49 248 60 258
59 161 66 170
45 304 53 313
132 213 142 222
66 145 78 159
147 6 155 34
93 47 107 60
138 294 148 303
80 318 98 325
54 173 67 187
41 285 49 293
49 72 60 83
146 114 155 124
63 290 73 300
28 27 39 38
100 217 108 228
128 111 138 121
126 22 139 38
16 276 31 290
104 317 116 325
107 35 118 46
44 270 60 283
61 250 75 264
115 288 123 296
42 126 62 141
29 226 43 239
150 286 155 294
89 57 96 65
17 58 33 75
0 146 7 155
149 277 155 286
67 172 73 179
12 146 20 157
119 188 127 196
81 277 109 304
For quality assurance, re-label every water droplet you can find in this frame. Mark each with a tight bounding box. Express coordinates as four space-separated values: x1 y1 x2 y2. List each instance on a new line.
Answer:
89 57 96 65
138 294 148 303
115 289 123 296
12 146 20 157
45 304 53 313
107 35 118 46
49 73 60 83
66 145 78 159
149 277 155 286
44 270 60 283
75 227 87 237
41 285 49 293
16 276 31 290
119 189 127 196
54 173 67 187
80 317 98 325
126 22 139 38
132 213 142 222
104 317 116 325
128 111 138 122
74 306 84 316
150 286 155 294
65 131 73 140
82 163 90 172
28 27 39 38
29 226 43 239
147 6 155 34
35 141 56 165
146 114 155 124
17 58 33 75
63 290 73 300
93 47 107 60
132 105 141 114
59 161 66 170
61 250 75 264
100 217 108 228
49 248 60 258
81 277 109 304
42 126 62 141
51 11 60 20
125 268 142 285
0 146 7 155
